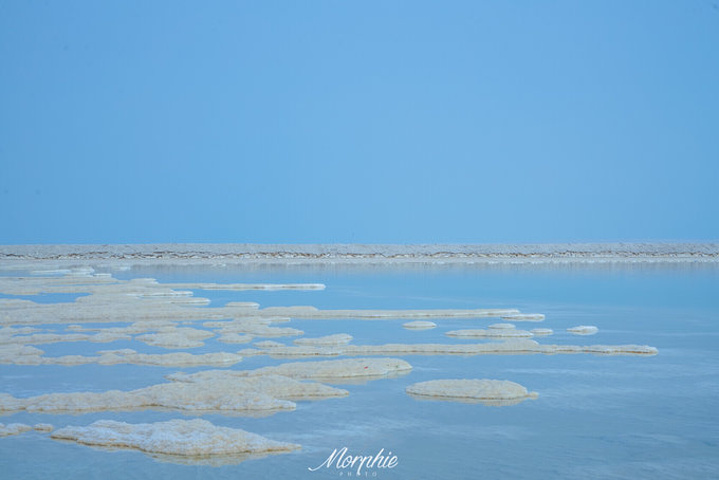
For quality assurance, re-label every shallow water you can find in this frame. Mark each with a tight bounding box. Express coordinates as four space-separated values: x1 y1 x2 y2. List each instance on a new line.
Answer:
1 263 718 479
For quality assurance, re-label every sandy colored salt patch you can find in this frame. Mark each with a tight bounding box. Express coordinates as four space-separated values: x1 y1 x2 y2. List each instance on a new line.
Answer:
258 306 519 319
568 325 599 335
530 328 554 336
294 334 352 346
402 321 437 329
445 328 533 339
0 423 32 437
406 379 538 406
0 374 347 414
51 419 299 464
501 314 545 322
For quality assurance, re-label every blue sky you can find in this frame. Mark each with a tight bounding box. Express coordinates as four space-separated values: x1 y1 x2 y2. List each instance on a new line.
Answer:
1 1 717 244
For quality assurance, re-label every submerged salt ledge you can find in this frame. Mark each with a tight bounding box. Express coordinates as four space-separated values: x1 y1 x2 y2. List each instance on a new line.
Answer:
51 419 300 463
406 379 538 406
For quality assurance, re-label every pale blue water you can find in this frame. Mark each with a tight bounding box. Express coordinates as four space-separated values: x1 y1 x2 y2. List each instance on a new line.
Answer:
1 263 718 479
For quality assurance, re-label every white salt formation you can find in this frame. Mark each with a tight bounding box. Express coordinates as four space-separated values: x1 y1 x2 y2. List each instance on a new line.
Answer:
163 282 325 291
135 328 215 349
51 419 299 463
567 325 599 335
406 379 538 406
445 328 533 338
501 314 545 322
249 340 657 357
217 333 254 344
0 344 45 365
488 323 516 330
258 306 520 319
167 358 413 384
530 328 554 336
0 423 32 437
251 357 412 380
0 345 244 367
203 318 302 338
33 423 54 432
402 321 437 329
0 374 347 415
293 334 352 346
254 341 286 348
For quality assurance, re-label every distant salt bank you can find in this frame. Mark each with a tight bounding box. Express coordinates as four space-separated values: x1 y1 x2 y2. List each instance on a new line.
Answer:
1 243 718 268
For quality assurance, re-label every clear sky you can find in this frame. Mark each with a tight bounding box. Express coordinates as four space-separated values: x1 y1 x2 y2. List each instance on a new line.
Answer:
1 1 717 244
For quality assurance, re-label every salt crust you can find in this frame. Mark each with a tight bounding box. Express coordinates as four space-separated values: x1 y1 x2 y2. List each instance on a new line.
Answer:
50 419 299 463
568 325 599 335
217 333 254 344
0 332 132 346
402 321 437 329
163 282 325 291
33 423 54 432
250 339 658 357
0 275 290 327
530 328 554 336
445 328 533 338
0 359 412 414
135 328 215 349
488 323 516 330
0 422 32 437
167 358 413 384
406 379 538 406
0 345 243 367
0 373 347 414
258 306 520 319
293 334 352 346
3 243 716 267
500 314 545 322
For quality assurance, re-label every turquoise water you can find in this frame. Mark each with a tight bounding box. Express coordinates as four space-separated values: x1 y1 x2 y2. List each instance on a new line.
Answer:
1 263 718 479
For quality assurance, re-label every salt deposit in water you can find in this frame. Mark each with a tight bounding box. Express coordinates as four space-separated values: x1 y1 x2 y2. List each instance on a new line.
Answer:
406 379 538 406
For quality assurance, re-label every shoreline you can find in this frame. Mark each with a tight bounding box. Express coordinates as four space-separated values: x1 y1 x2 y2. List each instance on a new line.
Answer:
1 243 718 268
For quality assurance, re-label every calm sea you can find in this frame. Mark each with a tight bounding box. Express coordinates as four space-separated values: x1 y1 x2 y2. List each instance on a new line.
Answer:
2 262 718 479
